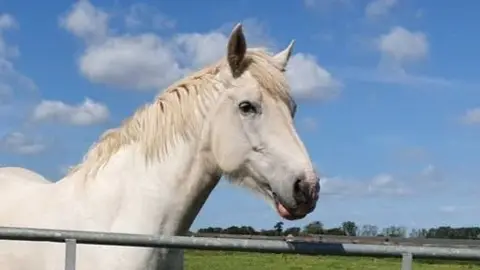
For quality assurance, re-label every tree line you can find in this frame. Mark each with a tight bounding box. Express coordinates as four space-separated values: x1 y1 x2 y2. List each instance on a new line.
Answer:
195 221 480 240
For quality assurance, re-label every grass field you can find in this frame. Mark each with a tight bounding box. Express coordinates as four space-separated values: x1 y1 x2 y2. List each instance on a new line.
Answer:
184 250 480 270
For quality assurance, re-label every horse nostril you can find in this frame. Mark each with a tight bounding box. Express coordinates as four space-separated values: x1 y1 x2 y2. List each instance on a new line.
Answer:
294 178 302 194
293 177 308 204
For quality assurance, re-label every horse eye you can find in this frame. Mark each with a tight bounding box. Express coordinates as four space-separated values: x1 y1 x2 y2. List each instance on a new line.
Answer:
238 101 257 115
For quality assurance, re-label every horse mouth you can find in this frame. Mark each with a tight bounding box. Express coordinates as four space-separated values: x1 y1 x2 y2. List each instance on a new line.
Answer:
272 192 307 220
263 185 307 221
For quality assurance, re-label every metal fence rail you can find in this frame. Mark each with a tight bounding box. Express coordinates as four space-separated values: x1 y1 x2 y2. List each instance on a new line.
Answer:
192 232 480 248
1 226 480 270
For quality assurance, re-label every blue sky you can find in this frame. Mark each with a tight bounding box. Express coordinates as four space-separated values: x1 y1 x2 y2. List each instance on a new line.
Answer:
0 0 479 232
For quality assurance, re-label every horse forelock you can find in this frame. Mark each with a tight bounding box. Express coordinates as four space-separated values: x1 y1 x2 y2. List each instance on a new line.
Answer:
68 48 294 176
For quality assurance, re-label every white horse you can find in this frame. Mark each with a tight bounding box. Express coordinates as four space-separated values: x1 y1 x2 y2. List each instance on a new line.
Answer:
0 24 320 270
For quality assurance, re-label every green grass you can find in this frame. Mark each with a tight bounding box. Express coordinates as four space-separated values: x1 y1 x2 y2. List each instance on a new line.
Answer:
184 250 480 270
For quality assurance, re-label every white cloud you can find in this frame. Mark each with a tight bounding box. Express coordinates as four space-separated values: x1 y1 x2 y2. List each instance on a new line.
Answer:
0 14 19 59
1 132 45 155
80 34 184 90
0 59 36 90
320 173 409 197
335 65 454 89
234 18 277 48
58 0 109 44
320 176 354 196
460 107 480 125
340 26 435 88
125 3 176 30
0 14 17 32
173 32 228 70
410 164 447 191
0 13 36 106
58 1 190 90
172 18 276 70
32 98 110 126
377 26 428 69
342 23 465 90
286 53 341 100
60 0 341 100
367 173 409 196
365 0 397 19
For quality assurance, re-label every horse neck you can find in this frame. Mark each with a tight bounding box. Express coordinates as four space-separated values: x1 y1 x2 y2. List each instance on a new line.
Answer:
67 134 221 236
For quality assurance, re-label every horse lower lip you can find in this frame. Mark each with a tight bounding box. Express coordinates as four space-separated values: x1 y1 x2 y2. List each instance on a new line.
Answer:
275 201 306 220
272 192 312 220
276 201 294 219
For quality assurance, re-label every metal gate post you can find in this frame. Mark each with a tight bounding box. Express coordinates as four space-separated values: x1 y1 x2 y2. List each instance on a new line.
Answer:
179 249 184 270
65 239 77 270
401 252 413 270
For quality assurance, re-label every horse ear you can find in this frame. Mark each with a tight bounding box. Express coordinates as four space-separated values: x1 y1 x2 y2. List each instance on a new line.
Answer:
227 23 247 75
273 40 295 70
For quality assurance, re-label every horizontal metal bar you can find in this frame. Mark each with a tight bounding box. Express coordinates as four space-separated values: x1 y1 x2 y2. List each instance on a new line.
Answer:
193 233 480 248
1 226 480 261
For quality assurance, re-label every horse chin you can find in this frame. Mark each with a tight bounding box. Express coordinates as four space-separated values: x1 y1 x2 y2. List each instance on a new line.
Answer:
262 185 308 221
275 201 306 220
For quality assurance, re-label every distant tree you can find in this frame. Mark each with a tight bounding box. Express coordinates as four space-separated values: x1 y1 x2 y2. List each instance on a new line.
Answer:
197 227 223 233
425 226 480 239
224 226 240 234
239 226 257 235
398 226 408 238
196 222 480 241
382 227 392 237
283 227 301 236
324 227 346 236
409 228 428 238
359 224 378 237
274 222 284 235
419 228 428 238
303 221 324 235
341 221 358 236
382 226 407 238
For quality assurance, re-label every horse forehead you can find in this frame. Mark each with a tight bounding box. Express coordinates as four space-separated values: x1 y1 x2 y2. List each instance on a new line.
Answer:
263 89 295 113
232 85 263 100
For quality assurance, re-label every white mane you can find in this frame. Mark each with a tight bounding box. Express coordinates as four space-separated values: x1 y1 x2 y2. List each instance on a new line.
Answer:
69 49 295 177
